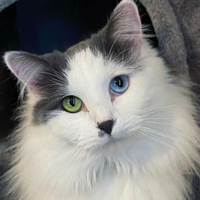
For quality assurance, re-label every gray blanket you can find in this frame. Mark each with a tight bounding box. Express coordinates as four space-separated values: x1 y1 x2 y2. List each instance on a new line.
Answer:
140 0 200 82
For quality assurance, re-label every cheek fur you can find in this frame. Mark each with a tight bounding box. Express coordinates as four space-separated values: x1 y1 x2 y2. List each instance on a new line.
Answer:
46 112 104 148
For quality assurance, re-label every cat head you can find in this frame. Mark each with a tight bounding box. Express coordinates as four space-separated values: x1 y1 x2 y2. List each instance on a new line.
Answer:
4 0 181 159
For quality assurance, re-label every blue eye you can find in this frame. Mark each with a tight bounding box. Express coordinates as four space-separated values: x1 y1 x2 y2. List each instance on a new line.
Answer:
110 75 129 94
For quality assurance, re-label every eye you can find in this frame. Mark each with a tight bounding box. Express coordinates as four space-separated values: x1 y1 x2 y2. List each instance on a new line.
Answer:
110 75 129 94
62 96 82 113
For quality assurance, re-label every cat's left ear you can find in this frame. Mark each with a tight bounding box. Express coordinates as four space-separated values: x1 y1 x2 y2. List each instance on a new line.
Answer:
106 0 142 49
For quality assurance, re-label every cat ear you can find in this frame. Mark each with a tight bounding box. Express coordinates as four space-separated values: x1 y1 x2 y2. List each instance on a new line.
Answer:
4 51 48 95
106 0 142 48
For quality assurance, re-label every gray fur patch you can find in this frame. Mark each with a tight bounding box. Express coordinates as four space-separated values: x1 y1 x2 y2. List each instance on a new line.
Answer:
89 28 140 66
33 51 70 124
65 40 90 59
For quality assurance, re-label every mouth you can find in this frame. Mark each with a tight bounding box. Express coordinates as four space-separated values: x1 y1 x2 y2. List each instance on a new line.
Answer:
97 132 127 147
91 135 135 158
98 130 112 137
96 129 140 149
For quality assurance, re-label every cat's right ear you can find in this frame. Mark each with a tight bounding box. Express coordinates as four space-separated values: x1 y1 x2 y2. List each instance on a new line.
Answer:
106 0 142 50
4 51 48 95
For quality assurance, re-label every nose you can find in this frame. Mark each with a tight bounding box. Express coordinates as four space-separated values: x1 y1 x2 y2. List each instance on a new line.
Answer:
98 120 114 135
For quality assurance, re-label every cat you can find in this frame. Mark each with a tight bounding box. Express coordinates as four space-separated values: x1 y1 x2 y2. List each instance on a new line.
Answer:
3 0 200 200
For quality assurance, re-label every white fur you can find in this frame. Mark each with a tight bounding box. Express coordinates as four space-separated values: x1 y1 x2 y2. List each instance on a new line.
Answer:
5 40 200 200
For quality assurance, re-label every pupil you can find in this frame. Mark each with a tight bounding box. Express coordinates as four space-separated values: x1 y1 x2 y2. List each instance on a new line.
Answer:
69 97 75 107
115 77 123 87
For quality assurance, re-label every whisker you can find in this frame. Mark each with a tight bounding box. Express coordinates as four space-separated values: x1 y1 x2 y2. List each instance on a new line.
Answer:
0 76 13 85
138 104 194 117
144 121 171 126
143 117 173 120
136 130 172 148
143 117 199 124
137 105 177 115
141 127 199 148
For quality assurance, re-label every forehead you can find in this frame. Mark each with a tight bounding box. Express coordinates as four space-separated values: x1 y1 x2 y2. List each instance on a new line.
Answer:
66 48 131 97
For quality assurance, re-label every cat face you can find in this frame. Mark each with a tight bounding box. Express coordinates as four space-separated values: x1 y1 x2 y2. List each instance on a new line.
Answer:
49 47 170 157
3 0 185 160
49 49 141 152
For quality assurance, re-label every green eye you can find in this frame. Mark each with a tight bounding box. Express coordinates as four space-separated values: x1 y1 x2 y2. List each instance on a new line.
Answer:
63 96 82 113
